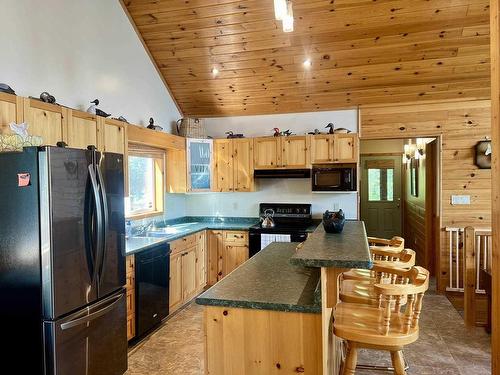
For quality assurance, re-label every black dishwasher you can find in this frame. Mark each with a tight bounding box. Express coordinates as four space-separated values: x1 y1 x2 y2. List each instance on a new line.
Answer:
135 243 170 338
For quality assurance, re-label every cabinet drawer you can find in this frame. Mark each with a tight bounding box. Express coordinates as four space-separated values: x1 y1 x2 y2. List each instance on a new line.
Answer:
126 273 135 290
126 288 135 317
126 255 135 275
224 231 248 244
170 233 197 254
127 315 135 341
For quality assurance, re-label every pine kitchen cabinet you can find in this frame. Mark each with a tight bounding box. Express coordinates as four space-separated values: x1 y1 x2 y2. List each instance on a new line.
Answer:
253 135 310 169
214 138 254 192
126 255 136 341
186 138 214 192
207 230 249 283
310 133 358 164
0 92 23 133
65 109 99 150
23 97 67 146
169 231 208 313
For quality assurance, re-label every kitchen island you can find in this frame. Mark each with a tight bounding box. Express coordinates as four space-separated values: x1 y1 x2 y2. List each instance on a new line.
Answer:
196 220 372 375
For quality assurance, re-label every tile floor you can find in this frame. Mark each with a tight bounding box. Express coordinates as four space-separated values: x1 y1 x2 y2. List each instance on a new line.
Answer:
126 285 491 375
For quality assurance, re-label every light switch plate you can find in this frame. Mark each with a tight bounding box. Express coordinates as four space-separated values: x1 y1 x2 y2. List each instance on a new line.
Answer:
451 195 471 205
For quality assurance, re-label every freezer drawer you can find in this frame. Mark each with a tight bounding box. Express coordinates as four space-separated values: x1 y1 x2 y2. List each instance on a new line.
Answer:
44 290 127 375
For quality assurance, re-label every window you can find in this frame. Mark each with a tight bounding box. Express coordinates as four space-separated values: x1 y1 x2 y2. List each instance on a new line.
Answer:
366 159 395 202
127 145 165 218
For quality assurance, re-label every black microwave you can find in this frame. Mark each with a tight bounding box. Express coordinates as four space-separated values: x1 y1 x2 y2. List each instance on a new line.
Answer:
312 165 357 191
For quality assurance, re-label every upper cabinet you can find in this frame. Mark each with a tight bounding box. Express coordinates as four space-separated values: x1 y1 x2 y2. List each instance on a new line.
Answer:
23 98 67 146
253 137 281 169
66 109 99 150
101 118 127 154
311 134 358 164
281 136 310 168
0 93 23 133
254 136 310 169
214 138 254 192
186 138 214 192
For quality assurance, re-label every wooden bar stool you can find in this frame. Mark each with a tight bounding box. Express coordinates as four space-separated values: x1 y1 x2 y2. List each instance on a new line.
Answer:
342 248 416 282
340 263 417 307
368 236 405 248
334 266 430 375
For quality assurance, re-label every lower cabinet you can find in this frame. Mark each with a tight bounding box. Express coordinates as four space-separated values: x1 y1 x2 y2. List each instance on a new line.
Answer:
125 255 135 341
169 231 208 313
208 230 249 284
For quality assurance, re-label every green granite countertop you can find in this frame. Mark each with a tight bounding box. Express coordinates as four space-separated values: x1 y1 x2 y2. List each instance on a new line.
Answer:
289 220 372 269
196 242 321 314
125 216 258 255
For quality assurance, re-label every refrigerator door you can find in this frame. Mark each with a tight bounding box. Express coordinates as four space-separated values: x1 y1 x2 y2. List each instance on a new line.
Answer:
40 147 98 319
44 290 128 375
97 152 126 298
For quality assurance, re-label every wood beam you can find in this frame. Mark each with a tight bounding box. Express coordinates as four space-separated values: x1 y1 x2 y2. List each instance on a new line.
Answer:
491 0 499 373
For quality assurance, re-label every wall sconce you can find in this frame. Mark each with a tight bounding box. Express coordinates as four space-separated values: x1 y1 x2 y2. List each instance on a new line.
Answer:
475 139 491 169
403 144 412 164
414 138 425 160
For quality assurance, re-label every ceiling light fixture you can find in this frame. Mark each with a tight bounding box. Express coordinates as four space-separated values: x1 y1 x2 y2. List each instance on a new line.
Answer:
282 1 294 33
211 67 219 76
274 0 287 20
303 59 312 68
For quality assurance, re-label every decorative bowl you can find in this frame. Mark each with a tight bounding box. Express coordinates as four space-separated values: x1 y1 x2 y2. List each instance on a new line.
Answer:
322 209 346 233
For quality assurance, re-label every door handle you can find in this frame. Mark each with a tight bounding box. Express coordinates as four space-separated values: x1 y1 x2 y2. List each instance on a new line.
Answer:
88 165 103 286
95 163 109 283
60 293 123 331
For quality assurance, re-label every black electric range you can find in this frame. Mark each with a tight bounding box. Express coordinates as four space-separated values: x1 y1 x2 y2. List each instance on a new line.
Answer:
249 203 313 257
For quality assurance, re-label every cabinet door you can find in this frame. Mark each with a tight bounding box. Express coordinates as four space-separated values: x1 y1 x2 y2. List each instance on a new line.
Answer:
181 247 198 302
207 230 223 286
23 98 66 146
169 252 183 312
233 138 254 192
102 119 126 154
253 137 281 169
310 135 333 164
222 244 249 277
0 92 23 134
166 149 187 193
195 231 207 291
66 110 99 150
334 134 358 163
214 139 234 192
187 138 213 192
282 136 310 168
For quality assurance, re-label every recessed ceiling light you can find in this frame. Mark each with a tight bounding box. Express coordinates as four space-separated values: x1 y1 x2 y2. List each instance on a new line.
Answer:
212 67 219 76
303 59 312 68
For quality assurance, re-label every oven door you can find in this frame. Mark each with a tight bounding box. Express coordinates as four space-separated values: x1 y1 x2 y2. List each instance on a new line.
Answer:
249 230 308 257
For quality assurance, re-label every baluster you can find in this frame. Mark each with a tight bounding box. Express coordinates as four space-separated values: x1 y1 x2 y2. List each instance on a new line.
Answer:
412 292 424 328
382 295 392 335
404 294 415 334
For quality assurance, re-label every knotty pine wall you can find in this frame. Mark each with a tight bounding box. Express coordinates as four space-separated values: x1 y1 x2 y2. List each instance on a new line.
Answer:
359 100 491 291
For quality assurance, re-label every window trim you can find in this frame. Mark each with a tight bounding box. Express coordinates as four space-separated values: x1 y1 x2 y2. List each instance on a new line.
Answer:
126 144 165 219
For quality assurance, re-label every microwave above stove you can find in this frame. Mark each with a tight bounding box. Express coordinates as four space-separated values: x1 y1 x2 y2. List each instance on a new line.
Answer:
312 164 357 192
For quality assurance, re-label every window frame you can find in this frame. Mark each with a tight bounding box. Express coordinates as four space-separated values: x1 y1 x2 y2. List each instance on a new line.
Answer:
126 145 165 220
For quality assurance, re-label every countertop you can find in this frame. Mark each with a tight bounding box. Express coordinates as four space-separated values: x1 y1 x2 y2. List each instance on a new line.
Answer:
196 242 321 314
289 220 372 269
125 217 258 255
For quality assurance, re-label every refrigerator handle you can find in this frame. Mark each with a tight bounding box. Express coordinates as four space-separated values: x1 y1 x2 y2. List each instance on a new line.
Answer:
88 164 103 286
60 293 123 331
95 161 109 284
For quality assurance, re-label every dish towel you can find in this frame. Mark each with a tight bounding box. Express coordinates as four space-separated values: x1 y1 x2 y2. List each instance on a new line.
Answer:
261 234 291 250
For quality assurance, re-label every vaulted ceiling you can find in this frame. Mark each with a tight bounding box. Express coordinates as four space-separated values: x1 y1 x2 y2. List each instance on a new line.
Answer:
122 0 490 117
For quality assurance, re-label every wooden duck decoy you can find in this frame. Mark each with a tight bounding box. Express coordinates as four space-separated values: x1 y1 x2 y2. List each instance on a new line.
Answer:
147 117 163 131
326 123 335 134
87 99 111 118
273 127 281 137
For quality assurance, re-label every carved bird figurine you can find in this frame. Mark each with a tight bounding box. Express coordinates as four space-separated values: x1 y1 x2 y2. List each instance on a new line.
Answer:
282 129 292 136
273 127 281 137
147 117 163 131
325 123 335 134
87 99 111 118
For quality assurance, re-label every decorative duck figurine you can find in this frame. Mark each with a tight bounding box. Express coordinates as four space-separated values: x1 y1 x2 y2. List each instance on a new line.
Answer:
147 117 163 131
87 99 111 118
273 127 281 137
326 123 335 134
282 129 292 136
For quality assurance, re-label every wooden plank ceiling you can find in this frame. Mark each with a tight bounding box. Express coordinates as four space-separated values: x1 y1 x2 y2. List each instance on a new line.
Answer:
123 0 491 116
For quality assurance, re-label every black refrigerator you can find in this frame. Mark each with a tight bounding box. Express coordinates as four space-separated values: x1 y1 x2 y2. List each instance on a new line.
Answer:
0 146 127 375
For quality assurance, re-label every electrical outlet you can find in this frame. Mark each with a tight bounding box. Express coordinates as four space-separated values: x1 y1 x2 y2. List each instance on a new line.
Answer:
451 195 471 205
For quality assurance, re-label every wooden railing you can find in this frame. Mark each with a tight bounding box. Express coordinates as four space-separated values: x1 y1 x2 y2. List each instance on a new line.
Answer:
463 227 492 327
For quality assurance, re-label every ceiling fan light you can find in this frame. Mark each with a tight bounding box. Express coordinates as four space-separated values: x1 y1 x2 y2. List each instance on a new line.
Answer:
274 0 287 20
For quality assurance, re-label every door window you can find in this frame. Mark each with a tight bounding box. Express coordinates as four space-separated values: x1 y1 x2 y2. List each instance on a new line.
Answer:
368 168 394 202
